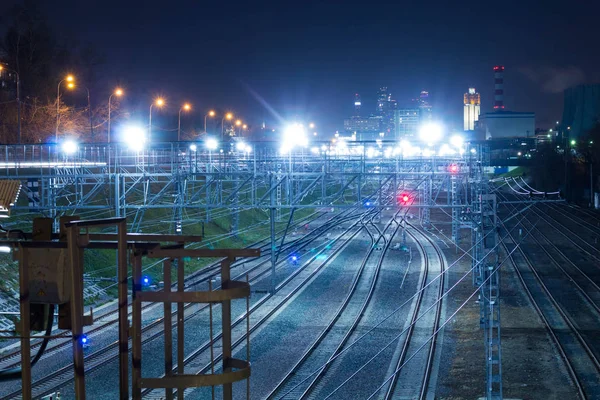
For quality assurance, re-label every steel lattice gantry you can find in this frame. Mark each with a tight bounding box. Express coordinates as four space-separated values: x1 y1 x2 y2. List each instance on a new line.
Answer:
0 142 477 231
0 141 505 398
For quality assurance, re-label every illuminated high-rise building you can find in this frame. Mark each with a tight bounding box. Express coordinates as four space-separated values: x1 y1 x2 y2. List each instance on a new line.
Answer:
377 87 390 114
464 87 481 131
376 87 397 134
354 93 361 116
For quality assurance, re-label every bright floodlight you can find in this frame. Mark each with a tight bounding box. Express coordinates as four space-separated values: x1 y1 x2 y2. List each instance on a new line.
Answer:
0 246 11 253
449 134 464 148
206 138 218 150
62 140 78 155
189 144 197 152
244 144 252 153
236 141 246 151
419 123 443 143
281 123 308 153
123 126 146 151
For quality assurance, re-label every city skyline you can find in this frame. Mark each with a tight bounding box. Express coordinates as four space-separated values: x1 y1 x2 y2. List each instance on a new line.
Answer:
2 0 599 134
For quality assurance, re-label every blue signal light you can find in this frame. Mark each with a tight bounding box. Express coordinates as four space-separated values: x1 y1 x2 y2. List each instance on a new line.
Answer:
142 276 150 286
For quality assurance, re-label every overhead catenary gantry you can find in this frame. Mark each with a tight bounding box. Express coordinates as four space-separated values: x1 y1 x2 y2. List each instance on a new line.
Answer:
0 139 550 400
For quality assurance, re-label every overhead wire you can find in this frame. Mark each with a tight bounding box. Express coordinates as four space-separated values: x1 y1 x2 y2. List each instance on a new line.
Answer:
275 208 535 399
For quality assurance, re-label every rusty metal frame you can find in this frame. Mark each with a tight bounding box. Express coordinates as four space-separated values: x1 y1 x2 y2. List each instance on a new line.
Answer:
132 248 259 400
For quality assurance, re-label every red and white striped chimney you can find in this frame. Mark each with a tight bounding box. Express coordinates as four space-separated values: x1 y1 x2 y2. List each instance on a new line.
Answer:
493 65 505 110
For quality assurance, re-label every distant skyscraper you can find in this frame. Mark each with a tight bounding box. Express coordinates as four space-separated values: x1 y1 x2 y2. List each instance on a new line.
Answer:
464 88 481 131
376 87 397 133
377 87 390 114
415 90 433 122
394 108 420 139
354 93 362 116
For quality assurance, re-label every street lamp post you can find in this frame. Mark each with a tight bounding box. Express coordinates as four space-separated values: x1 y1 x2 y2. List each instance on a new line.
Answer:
221 112 233 140
0 65 21 144
178 103 191 141
56 75 75 143
204 110 215 133
149 98 165 144
82 86 93 141
107 88 123 143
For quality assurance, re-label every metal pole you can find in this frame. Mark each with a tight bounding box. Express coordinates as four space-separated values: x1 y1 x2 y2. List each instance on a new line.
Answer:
270 174 276 293
178 108 182 142
221 117 225 141
87 87 93 141
16 72 20 144
177 257 185 400
163 259 173 400
246 273 250 400
204 115 208 133
18 247 32 400
149 104 153 144
209 280 215 400
221 258 234 400
67 226 86 399
132 253 142 399
108 94 113 143
56 80 62 143
118 219 128 399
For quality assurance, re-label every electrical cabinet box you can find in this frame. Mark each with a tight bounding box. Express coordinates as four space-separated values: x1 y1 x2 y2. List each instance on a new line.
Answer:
27 247 80 304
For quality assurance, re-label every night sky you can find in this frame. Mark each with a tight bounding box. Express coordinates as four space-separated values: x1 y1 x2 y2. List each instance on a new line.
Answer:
10 0 600 134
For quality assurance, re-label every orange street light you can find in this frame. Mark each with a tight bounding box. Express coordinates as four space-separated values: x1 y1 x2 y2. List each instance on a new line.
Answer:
235 119 242 126
56 74 77 142
222 113 234 138
205 110 216 133
149 97 166 143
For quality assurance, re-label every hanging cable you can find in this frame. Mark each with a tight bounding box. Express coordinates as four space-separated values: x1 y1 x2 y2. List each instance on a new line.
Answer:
275 210 536 399
0 304 55 381
354 217 540 400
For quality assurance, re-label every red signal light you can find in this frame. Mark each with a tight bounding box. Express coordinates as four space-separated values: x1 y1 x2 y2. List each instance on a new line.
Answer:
399 194 410 204
449 164 459 173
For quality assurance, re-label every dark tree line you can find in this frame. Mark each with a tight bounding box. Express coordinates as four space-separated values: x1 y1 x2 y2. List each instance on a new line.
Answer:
0 0 121 143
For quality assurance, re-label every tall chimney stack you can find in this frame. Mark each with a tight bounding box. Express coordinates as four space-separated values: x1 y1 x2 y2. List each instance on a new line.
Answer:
493 65 505 110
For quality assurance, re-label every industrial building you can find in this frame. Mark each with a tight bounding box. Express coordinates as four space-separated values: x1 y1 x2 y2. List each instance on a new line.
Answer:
479 66 535 139
343 115 383 140
482 111 536 139
394 108 421 139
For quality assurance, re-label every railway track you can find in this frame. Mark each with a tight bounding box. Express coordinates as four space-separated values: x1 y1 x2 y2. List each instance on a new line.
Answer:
265 210 400 399
0 209 365 399
0 210 328 368
499 201 600 398
383 223 444 400
139 209 377 399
